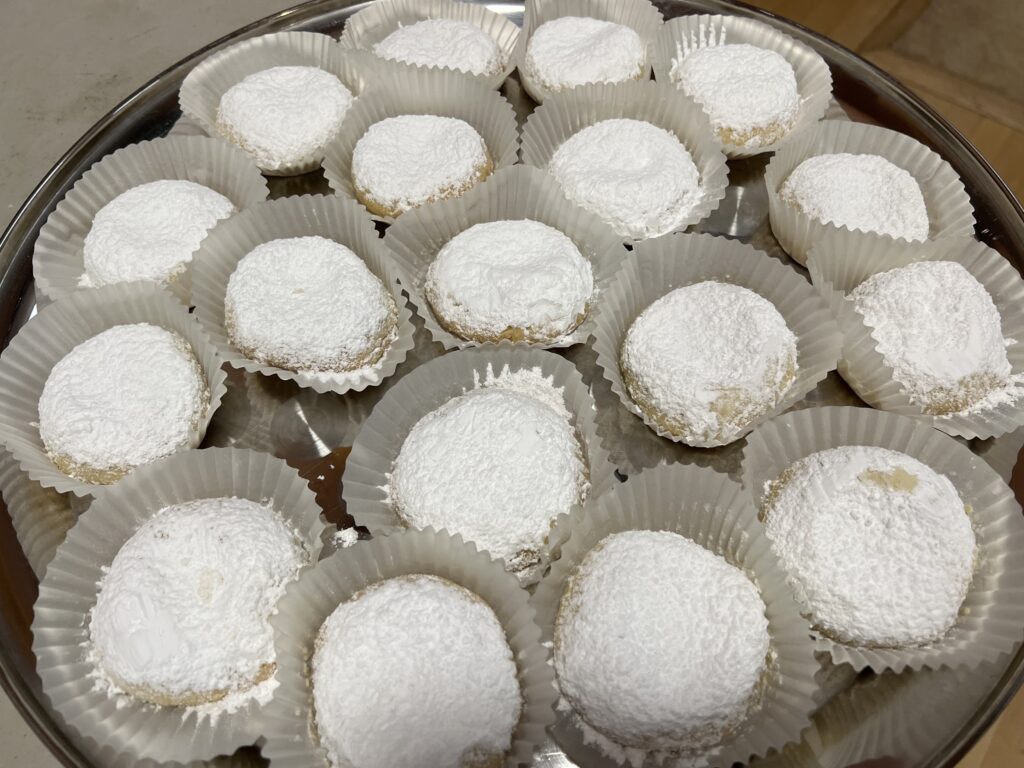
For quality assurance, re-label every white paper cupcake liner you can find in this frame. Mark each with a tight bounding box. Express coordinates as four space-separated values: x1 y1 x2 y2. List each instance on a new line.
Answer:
811 658 1009 768
190 193 415 395
179 31 371 176
764 119 976 265
531 464 819 768
651 14 833 158
337 0 520 90
514 0 664 104
807 234 1024 439
45 697 267 768
260 527 558 768
0 282 228 497
32 135 269 304
31 447 329 764
0 449 81 581
591 232 842 449
741 405 1024 672
322 66 520 223
341 345 616 585
382 164 627 350
519 79 729 239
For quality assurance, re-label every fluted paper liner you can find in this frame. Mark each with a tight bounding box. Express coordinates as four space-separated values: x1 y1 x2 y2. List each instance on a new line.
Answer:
43 694 268 768
260 528 558 768
179 31 371 176
338 0 520 90
341 346 615 584
810 659 1010 768
741 405 1024 672
322 66 520 223
31 447 330 764
383 165 627 350
651 14 833 158
807 235 1024 439
764 120 976 265
514 0 664 104
0 449 80 580
190 194 415 395
519 80 729 239
0 282 227 497
531 464 819 768
591 232 842 449
32 135 269 304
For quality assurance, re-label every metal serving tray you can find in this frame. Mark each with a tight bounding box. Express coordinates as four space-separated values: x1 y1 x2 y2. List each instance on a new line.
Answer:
1 1 1023 766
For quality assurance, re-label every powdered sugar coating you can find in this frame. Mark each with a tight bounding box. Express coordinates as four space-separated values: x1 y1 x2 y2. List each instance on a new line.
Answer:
780 153 930 241
217 66 354 172
621 281 798 445
549 118 702 239
82 180 234 287
389 385 588 581
849 260 1020 415
763 445 976 647
426 219 595 344
374 19 503 77
524 16 646 92
225 236 398 374
312 575 521 768
671 43 800 148
90 497 309 706
38 324 209 483
352 115 492 217
556 530 770 756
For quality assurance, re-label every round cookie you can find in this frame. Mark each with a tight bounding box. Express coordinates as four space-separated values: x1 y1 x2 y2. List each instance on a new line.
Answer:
312 575 521 768
779 153 929 241
389 386 588 580
849 260 1014 415
83 179 235 288
90 497 309 706
555 530 770 757
523 16 646 93
548 118 702 239
373 18 503 77
352 115 493 218
620 281 798 445
425 219 595 344
225 235 398 374
761 445 976 647
217 65 354 172
38 323 210 484
671 43 800 149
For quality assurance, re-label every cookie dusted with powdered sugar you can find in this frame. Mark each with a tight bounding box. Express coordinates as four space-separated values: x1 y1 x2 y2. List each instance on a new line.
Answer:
555 530 770 762
425 219 595 344
671 43 800 149
849 260 1021 416
216 66 354 173
523 16 646 94
374 18 504 77
224 236 398 376
761 445 976 648
352 115 493 218
388 371 589 582
312 575 522 768
89 497 309 707
83 179 234 288
548 118 702 240
779 153 929 241
38 323 210 484
620 281 798 445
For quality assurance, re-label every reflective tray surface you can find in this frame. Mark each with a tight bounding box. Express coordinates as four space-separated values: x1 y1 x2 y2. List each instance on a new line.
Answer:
1 2 1023 767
